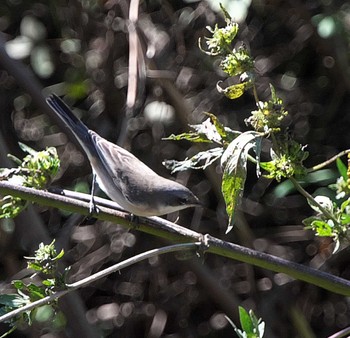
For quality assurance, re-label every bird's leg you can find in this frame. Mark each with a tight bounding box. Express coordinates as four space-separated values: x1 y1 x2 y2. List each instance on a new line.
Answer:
129 213 141 228
197 234 210 258
89 173 99 214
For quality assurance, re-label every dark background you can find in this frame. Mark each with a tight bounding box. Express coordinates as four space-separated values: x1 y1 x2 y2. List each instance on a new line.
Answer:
0 0 349 337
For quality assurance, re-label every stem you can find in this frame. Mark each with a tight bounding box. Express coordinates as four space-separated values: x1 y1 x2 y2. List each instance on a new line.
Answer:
0 243 201 324
328 326 350 338
252 83 260 105
289 177 339 225
308 149 350 172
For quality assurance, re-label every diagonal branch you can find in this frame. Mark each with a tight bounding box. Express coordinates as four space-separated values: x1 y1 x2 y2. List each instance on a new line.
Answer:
1 181 350 296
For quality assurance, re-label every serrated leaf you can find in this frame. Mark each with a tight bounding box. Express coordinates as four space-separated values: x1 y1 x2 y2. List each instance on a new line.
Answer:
221 132 261 232
163 147 224 173
163 132 212 143
336 158 348 181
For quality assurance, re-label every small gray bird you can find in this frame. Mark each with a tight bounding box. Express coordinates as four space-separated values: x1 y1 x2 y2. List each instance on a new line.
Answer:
46 94 200 216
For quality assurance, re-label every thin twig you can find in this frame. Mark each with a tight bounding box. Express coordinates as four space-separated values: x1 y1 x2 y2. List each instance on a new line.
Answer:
328 326 350 338
289 176 339 225
0 242 201 324
308 149 350 172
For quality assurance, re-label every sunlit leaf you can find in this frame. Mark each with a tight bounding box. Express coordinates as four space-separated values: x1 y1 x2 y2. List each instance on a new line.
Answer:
336 158 348 181
221 131 261 233
216 81 252 99
203 112 238 142
164 132 212 143
189 117 222 144
239 306 254 334
303 217 333 237
163 147 224 173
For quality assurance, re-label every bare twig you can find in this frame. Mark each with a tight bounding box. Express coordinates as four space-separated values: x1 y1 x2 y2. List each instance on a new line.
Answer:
0 242 201 324
308 149 350 172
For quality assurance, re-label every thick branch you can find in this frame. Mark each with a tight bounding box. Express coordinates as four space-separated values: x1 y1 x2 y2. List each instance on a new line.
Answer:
1 181 350 296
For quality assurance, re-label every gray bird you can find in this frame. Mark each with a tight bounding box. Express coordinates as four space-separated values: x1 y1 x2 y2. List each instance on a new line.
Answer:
46 94 200 216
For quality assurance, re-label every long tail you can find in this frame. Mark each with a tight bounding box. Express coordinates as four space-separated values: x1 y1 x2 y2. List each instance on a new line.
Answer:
46 94 95 156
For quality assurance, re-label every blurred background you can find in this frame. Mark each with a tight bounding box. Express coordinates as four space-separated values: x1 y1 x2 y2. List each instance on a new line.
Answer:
0 0 350 337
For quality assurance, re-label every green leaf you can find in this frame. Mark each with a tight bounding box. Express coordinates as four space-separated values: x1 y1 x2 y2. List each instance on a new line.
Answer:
27 283 46 300
42 279 56 287
239 306 254 335
53 249 65 261
12 280 25 290
163 147 224 173
164 132 212 143
310 220 334 237
220 48 254 77
27 262 44 271
340 198 350 212
336 158 348 181
221 131 261 233
216 81 252 99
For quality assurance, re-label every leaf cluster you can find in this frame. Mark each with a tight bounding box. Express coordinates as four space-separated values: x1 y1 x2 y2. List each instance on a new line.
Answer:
164 5 308 233
0 240 66 336
199 4 254 100
226 306 265 338
0 143 60 219
302 157 350 251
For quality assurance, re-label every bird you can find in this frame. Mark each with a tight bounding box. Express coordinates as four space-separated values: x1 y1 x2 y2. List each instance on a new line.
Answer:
46 94 200 216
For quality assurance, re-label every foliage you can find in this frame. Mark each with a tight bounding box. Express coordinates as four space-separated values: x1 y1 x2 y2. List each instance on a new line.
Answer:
226 306 265 338
199 4 254 100
0 241 66 337
165 6 309 232
1 0 350 337
0 143 59 218
303 156 350 251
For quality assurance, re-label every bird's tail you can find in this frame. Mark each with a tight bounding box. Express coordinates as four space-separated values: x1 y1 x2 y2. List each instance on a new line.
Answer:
46 94 95 155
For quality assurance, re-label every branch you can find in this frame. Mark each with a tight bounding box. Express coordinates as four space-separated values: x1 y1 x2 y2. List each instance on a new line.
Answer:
0 242 201 324
308 149 350 172
1 181 350 296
